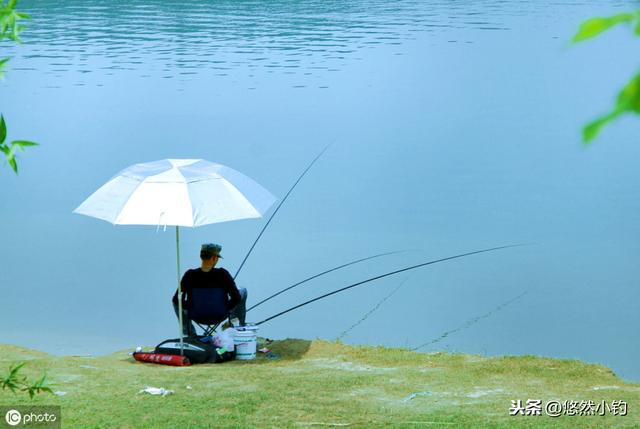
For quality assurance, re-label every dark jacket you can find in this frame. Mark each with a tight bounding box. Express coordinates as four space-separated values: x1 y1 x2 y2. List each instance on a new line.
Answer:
172 267 241 310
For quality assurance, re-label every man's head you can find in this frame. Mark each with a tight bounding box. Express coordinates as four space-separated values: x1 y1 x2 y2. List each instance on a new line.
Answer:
200 243 223 261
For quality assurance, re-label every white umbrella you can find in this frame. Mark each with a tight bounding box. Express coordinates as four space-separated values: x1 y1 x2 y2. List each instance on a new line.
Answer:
73 158 276 350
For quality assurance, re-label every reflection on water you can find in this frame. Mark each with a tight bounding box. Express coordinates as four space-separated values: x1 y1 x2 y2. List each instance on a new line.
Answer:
4 0 523 84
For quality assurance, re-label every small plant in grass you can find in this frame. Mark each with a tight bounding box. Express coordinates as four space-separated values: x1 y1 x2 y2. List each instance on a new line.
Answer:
1 362 53 399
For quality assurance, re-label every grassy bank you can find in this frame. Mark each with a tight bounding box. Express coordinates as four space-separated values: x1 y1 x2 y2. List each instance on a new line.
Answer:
0 340 638 428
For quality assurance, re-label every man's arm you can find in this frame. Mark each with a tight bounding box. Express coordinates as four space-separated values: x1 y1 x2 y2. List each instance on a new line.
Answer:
222 269 241 308
172 270 191 305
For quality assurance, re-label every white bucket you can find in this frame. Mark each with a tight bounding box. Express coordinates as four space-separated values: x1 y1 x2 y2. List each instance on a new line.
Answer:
233 325 258 360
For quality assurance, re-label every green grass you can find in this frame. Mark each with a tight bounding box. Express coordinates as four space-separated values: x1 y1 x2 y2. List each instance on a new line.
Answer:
1 340 638 428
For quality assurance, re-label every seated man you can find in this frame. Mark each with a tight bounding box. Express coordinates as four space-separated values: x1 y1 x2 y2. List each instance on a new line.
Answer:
172 243 247 337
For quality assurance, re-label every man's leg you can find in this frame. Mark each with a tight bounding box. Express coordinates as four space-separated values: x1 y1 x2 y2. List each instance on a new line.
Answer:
229 288 248 326
173 300 197 337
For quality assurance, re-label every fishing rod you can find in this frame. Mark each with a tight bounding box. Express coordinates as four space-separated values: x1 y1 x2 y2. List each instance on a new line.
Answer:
336 276 410 341
247 250 407 312
411 290 528 351
255 243 528 326
233 144 331 280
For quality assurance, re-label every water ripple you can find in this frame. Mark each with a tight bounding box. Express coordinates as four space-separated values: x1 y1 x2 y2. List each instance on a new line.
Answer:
1 0 629 84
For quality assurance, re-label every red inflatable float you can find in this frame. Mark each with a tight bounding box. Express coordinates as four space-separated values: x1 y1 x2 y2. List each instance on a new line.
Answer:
133 352 191 366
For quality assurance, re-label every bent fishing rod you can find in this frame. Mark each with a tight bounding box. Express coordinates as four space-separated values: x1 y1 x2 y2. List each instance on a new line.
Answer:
246 250 408 313
337 276 410 340
411 290 528 351
233 144 331 281
255 243 530 326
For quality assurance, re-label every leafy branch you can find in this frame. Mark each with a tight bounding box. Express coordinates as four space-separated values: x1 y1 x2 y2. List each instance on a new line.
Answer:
1 0 35 173
0 115 37 173
0 0 30 77
1 362 53 399
573 11 640 143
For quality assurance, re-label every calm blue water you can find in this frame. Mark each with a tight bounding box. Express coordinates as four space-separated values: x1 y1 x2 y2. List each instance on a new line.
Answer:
1 1 639 382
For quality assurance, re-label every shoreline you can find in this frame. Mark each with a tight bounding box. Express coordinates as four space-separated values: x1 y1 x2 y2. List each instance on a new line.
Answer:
2 339 639 384
1 340 639 427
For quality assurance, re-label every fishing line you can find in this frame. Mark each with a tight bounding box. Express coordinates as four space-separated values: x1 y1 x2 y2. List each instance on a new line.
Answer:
247 250 407 312
411 290 529 351
336 276 410 341
233 144 331 280
256 243 529 326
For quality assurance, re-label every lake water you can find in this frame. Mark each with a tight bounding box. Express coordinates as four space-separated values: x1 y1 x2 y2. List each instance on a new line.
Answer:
1 0 639 382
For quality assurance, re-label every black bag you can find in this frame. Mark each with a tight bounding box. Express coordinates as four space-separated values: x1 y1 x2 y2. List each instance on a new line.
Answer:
210 347 235 364
155 338 215 364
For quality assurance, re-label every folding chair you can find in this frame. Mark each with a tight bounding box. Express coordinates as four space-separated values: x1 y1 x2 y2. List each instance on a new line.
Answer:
186 287 232 337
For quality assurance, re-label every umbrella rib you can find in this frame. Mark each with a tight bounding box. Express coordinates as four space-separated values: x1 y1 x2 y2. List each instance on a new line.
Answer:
183 181 197 227
185 177 223 184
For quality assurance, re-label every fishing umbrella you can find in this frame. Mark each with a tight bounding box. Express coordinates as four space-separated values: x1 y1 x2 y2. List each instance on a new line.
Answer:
73 158 276 350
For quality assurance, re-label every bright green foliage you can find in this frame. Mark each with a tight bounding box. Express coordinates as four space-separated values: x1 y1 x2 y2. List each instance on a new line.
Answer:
0 0 30 77
0 0 30 43
572 13 636 42
0 362 25 394
0 115 38 173
25 372 53 399
1 362 53 399
573 11 640 143
0 57 8 78
0 0 36 174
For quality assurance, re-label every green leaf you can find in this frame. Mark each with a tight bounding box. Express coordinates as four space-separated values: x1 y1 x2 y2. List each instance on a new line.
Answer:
2 363 54 398
0 115 6 144
582 109 622 144
0 1 28 43
9 362 26 374
572 13 635 42
8 155 17 173
1 363 25 393
22 373 52 399
0 57 8 78
11 140 37 148
615 72 640 112
5 362 26 387
31 373 52 393
4 143 18 173
3 381 18 394
583 73 640 143
9 22 22 43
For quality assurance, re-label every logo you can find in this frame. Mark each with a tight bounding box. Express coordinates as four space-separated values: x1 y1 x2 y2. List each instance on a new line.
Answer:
4 409 21 426
166 342 204 351
1 406 60 428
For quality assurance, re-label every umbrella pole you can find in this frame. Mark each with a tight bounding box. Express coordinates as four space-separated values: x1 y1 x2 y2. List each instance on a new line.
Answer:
176 225 184 355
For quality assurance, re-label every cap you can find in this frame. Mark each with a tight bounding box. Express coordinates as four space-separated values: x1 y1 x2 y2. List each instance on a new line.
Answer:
201 243 223 258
